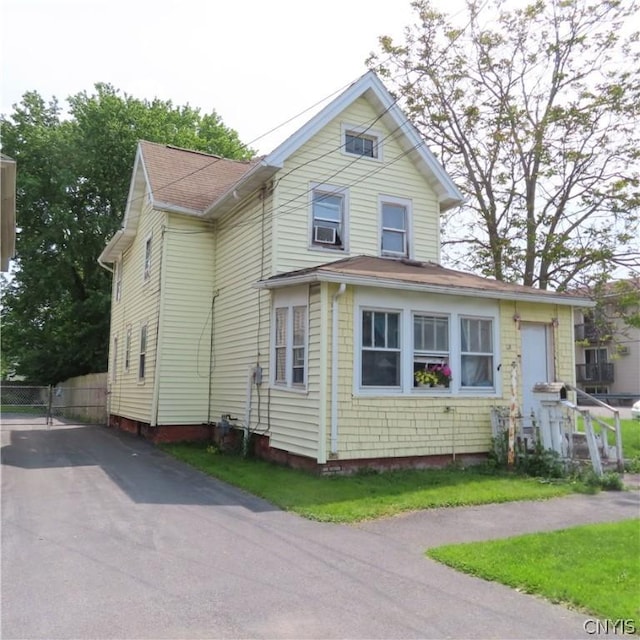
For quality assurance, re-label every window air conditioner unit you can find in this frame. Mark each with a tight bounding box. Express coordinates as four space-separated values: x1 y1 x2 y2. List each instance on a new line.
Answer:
314 225 337 244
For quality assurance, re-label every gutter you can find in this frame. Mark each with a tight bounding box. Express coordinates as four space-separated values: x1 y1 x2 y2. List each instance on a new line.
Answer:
330 284 346 455
97 256 114 274
255 272 595 307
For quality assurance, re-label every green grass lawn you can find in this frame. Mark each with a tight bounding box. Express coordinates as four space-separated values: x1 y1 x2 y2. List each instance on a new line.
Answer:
163 443 582 522
0 404 47 414
616 419 640 460
428 519 640 622
578 416 640 463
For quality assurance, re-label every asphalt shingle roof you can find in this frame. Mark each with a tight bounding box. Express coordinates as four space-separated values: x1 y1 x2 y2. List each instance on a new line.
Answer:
139 141 261 214
264 255 591 302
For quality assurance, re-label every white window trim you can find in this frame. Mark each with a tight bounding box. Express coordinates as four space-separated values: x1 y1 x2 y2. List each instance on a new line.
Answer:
308 183 350 254
379 194 413 259
412 312 451 393
124 325 132 372
138 323 148 383
271 288 309 392
359 307 402 390
143 234 152 282
341 122 384 161
459 315 496 390
353 290 500 397
115 260 122 302
112 336 118 383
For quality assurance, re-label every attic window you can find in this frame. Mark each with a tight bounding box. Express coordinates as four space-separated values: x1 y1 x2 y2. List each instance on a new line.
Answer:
344 132 378 158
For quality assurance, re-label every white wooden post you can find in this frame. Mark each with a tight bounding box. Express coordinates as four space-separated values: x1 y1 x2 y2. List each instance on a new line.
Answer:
584 414 603 477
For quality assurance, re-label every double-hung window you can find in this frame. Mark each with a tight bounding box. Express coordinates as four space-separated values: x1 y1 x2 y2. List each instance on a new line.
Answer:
311 185 347 250
115 261 122 301
357 296 498 394
273 293 308 388
139 324 147 381
380 197 410 257
361 310 400 387
413 314 450 387
460 317 494 387
112 337 118 382
124 326 131 372
143 236 152 281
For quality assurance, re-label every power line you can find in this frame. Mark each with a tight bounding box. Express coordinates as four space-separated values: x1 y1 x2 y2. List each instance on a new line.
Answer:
125 58 398 211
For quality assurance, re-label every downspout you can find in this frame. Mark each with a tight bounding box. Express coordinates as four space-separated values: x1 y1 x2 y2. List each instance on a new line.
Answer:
150 224 167 427
244 366 253 456
206 291 219 424
330 284 346 456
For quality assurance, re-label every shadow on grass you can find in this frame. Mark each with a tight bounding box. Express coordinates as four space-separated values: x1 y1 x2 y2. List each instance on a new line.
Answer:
164 442 580 522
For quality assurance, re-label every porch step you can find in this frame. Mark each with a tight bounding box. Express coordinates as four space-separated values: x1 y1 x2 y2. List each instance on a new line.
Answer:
570 432 590 459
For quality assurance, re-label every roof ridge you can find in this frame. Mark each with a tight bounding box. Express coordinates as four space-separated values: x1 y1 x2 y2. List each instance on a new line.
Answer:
139 140 255 164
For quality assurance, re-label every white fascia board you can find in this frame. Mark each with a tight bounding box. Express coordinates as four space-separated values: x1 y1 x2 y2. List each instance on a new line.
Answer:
99 229 135 263
384 108 463 211
255 271 595 307
152 200 205 217
263 74 380 167
121 145 147 229
203 161 280 219
99 143 156 264
264 70 463 211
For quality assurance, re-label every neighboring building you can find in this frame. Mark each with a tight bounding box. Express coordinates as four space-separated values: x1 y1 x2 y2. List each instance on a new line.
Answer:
99 71 593 472
1 154 17 272
574 278 640 404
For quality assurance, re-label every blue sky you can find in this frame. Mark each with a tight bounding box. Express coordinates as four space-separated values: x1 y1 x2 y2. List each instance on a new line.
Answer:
1 0 467 154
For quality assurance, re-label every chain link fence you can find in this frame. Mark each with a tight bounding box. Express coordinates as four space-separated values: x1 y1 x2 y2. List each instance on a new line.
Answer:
0 385 51 423
1 374 108 425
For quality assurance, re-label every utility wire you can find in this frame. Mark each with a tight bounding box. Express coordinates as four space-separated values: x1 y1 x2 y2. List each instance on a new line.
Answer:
123 57 397 211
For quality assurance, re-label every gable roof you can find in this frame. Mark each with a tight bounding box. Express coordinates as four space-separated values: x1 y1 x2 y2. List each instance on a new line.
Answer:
256 255 594 307
139 141 259 215
99 142 260 262
100 71 463 263
203 70 464 219
266 71 463 211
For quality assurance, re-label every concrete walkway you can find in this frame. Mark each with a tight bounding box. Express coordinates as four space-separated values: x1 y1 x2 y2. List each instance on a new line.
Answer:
356 489 639 553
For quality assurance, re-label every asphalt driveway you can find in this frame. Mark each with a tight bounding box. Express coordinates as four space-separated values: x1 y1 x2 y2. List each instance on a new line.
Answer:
2 416 638 640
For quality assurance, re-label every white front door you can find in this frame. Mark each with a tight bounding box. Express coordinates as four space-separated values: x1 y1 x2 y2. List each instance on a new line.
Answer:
521 323 553 418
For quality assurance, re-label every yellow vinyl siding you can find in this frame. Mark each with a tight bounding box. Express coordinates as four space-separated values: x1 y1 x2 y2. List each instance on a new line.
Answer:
107 198 164 423
209 192 270 422
322 285 577 461
210 191 321 460
267 285 322 459
498 301 575 397
273 97 441 273
155 214 215 425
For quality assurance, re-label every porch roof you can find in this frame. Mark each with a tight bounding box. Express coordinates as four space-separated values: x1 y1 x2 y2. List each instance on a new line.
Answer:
256 255 595 307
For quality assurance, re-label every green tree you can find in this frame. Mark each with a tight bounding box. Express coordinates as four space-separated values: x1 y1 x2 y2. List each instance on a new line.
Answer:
369 0 639 290
1 86 252 384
